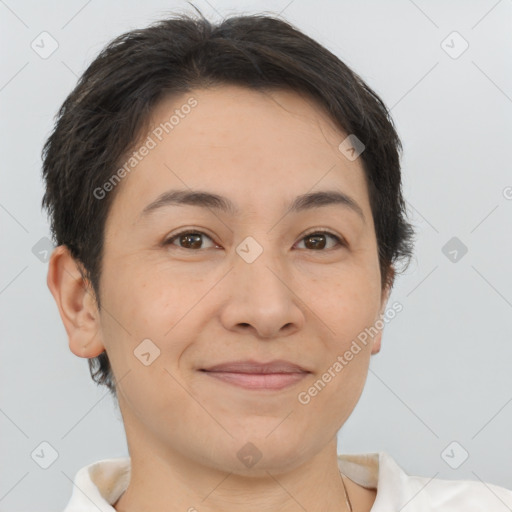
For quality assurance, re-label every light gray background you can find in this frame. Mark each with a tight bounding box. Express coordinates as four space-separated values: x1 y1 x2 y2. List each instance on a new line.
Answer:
1 0 511 510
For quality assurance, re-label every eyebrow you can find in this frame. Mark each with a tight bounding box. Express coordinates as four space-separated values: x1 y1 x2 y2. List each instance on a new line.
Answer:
139 189 365 222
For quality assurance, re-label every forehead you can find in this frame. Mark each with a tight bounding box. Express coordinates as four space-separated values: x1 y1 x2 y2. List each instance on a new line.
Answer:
108 84 371 224
150 84 346 155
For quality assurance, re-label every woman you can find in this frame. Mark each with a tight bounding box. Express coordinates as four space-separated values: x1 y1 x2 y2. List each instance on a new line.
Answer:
42 9 512 511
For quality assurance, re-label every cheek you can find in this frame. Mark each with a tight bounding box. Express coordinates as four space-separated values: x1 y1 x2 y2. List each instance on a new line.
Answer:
97 268 164 371
104 260 195 336
308 271 381 348
298 333 373 422
99 268 194 411
290 270 379 409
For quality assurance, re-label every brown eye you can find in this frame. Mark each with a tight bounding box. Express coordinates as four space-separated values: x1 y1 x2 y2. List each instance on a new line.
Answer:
164 229 345 252
296 231 344 251
165 231 216 250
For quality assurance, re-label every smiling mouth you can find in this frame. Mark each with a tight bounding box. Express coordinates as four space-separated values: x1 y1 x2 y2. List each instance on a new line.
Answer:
200 370 309 390
199 359 311 390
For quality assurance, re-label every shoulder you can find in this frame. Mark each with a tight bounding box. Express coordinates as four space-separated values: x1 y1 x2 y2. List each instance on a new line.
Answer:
62 457 131 511
401 471 512 510
338 451 512 511
379 452 512 511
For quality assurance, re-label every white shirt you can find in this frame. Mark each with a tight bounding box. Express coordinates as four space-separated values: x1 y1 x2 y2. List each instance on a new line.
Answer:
62 451 512 511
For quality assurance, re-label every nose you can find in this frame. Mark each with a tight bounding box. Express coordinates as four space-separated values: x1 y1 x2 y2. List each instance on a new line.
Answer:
219 242 305 339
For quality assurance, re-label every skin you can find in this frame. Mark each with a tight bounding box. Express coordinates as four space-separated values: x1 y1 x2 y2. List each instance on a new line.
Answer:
48 84 393 512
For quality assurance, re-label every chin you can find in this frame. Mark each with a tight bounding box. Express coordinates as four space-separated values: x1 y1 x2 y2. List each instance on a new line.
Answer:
205 429 312 474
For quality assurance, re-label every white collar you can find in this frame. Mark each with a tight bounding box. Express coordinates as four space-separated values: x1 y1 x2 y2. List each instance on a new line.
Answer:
63 451 512 511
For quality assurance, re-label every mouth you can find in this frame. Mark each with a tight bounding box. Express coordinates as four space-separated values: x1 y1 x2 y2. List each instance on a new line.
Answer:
199 360 311 391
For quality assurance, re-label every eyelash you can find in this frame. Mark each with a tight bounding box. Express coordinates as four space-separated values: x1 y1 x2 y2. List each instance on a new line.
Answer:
163 229 346 251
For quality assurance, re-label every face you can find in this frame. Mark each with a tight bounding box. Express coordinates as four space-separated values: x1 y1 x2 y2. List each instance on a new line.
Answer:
86 85 390 474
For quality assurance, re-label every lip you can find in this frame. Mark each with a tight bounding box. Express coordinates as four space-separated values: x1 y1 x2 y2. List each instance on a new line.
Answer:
201 359 310 373
200 359 311 391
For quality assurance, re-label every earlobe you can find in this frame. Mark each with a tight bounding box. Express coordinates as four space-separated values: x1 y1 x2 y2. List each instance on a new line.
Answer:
380 266 394 311
46 245 106 358
371 331 382 354
372 267 394 356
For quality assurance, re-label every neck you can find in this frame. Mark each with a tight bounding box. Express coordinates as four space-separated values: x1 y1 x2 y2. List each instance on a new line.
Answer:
114 439 354 512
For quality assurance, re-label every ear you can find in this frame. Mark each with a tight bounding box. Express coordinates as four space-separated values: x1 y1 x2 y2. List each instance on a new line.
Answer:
47 245 106 358
371 266 395 355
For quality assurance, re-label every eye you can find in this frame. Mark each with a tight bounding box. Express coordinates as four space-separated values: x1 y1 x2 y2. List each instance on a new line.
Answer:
295 230 345 251
163 229 346 251
164 230 217 250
